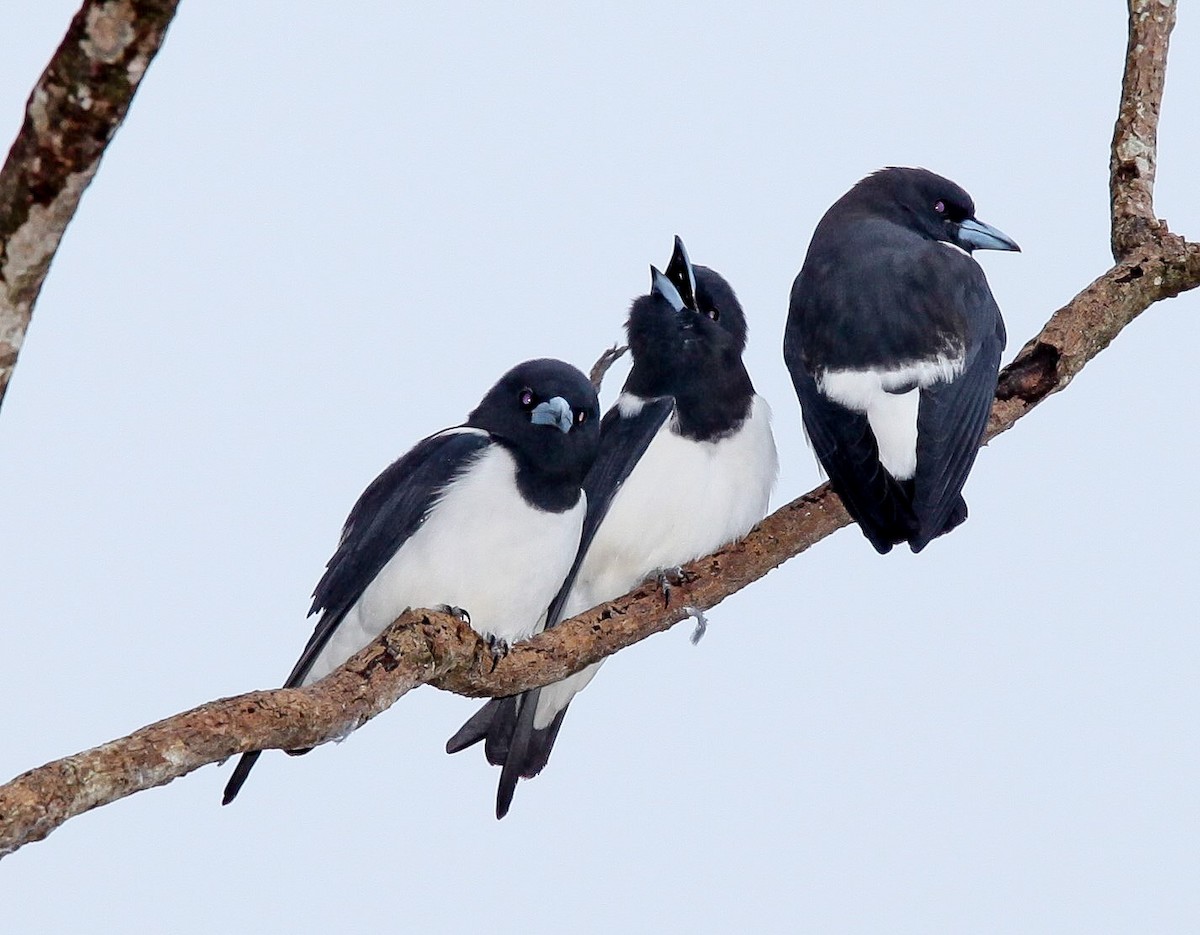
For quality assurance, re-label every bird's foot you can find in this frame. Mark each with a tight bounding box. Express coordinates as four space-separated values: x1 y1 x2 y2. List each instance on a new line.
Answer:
685 606 708 645
656 566 687 608
435 604 472 626
486 634 511 668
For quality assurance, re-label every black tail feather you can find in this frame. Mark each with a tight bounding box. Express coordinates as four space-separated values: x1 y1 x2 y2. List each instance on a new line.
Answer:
445 698 505 755
494 689 572 819
222 751 262 805
482 696 521 766
496 690 539 819
521 706 569 779
448 690 572 819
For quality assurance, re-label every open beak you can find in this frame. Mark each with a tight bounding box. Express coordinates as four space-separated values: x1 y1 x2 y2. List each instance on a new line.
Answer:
664 235 698 309
650 265 687 312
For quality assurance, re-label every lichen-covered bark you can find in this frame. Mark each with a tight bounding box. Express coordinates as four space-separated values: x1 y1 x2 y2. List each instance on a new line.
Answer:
0 611 460 856
992 233 1200 432
1110 0 1176 259
1 0 1198 860
4 214 1196 855
0 0 180 408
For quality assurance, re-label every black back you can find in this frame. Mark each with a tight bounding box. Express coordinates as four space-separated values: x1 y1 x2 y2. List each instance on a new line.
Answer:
784 168 1009 552
223 358 599 805
300 357 599 685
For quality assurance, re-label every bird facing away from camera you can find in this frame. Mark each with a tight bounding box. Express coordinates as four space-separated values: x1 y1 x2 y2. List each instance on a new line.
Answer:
784 166 1019 553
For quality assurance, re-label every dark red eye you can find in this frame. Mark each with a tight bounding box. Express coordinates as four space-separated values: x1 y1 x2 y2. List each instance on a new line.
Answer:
574 408 589 425
934 200 946 215
519 388 535 409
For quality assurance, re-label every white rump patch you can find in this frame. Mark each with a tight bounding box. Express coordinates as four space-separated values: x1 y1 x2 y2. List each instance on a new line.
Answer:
867 388 919 480
817 355 963 411
817 355 964 482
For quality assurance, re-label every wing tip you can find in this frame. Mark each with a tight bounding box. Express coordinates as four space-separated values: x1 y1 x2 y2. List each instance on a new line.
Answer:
910 493 969 552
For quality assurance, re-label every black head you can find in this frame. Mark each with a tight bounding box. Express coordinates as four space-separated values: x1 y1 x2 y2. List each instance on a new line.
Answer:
625 236 749 400
840 167 1020 254
467 358 600 498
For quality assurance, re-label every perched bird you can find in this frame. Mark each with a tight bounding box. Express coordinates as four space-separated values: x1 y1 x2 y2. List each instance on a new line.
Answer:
784 167 1019 553
447 237 778 818
222 358 600 804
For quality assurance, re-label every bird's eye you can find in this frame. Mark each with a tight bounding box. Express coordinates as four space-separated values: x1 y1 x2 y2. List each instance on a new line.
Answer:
705 307 720 321
519 388 535 409
574 408 589 425
934 200 946 215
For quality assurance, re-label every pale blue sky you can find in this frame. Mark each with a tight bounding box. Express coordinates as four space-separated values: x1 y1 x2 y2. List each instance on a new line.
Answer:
1 3 1198 933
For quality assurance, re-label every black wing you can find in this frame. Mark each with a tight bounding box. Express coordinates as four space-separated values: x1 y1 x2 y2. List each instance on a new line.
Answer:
286 428 492 686
782 344 916 554
544 396 674 628
910 273 1005 551
786 240 1004 554
497 397 673 815
223 428 491 805
444 396 674 818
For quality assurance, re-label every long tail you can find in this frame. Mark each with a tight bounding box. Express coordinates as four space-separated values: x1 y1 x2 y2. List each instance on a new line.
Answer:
446 690 569 819
445 697 514 760
222 751 263 805
221 625 331 805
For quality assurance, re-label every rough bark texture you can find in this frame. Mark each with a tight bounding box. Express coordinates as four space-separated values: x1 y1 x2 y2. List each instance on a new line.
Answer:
0 0 1197 859
1110 0 1176 260
0 611 463 857
588 343 629 389
0 0 179 409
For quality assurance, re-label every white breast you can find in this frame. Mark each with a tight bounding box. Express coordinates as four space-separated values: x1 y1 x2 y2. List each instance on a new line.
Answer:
533 394 778 727
302 443 584 685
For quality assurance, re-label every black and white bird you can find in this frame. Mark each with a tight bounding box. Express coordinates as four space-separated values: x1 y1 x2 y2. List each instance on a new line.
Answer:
222 358 600 804
447 238 778 818
784 167 1019 553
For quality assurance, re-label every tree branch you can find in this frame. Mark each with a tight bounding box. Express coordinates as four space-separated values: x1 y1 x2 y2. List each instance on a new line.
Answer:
0 0 180 410
1 0 1197 859
588 342 629 389
1110 0 1176 259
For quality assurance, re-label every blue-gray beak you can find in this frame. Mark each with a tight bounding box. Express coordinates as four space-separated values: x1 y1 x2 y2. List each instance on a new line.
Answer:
530 396 573 434
957 217 1021 253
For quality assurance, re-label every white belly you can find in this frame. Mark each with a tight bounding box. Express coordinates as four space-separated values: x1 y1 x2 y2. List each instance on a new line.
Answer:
533 394 778 727
303 445 584 685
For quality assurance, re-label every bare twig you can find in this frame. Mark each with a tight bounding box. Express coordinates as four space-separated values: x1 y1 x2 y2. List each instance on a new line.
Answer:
588 342 628 389
1 0 1198 860
0 0 180 409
